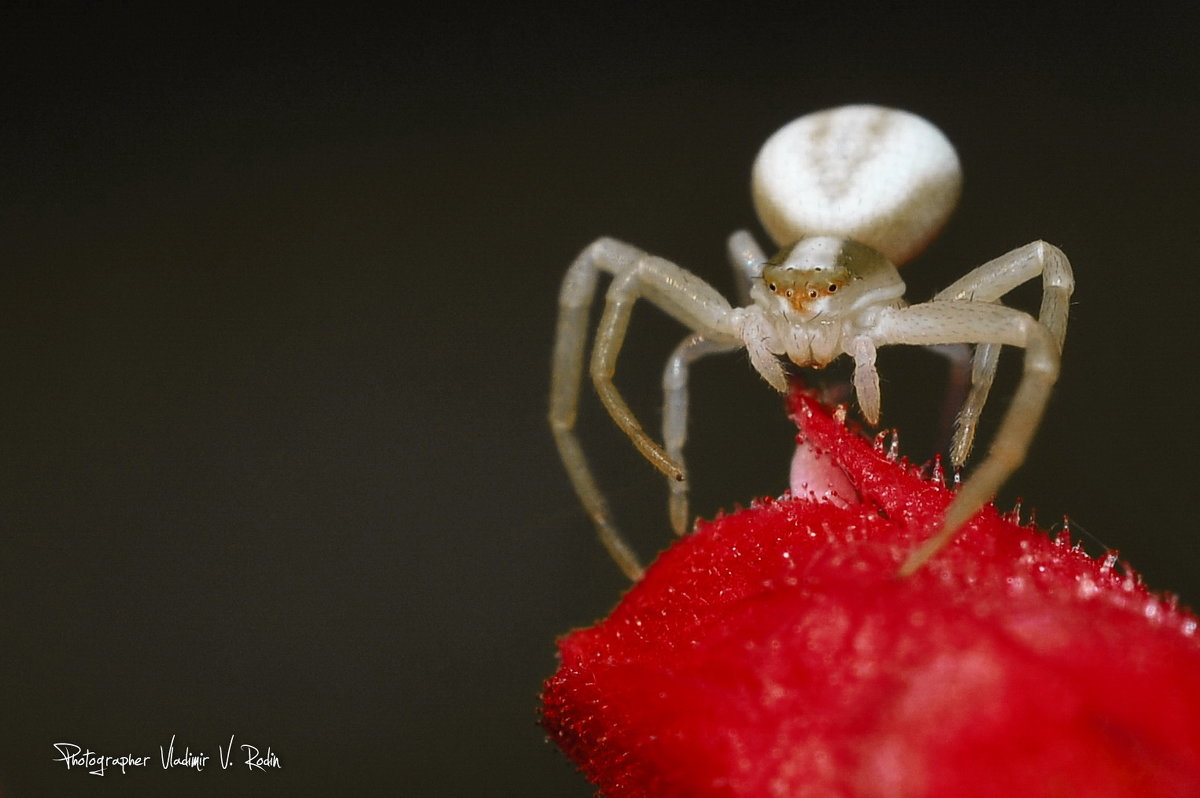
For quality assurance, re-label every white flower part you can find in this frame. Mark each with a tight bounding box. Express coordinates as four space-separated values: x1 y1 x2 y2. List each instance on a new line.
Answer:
752 105 962 266
789 437 856 508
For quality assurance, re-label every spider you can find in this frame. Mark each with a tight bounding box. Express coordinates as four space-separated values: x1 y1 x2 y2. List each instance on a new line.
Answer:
550 105 1073 581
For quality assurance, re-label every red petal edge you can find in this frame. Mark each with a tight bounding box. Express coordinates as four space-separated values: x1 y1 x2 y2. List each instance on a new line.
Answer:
542 386 1200 798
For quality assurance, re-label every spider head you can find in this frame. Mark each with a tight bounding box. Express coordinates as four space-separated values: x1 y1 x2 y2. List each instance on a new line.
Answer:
753 236 905 322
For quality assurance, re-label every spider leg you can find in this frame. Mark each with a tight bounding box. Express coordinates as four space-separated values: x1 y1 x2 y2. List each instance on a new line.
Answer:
925 343 974 457
933 241 1074 464
951 342 1000 464
641 228 768 537
551 238 647 579
872 302 1060 576
550 238 738 580
591 253 738 475
662 334 740 536
727 229 766 306
656 229 763 536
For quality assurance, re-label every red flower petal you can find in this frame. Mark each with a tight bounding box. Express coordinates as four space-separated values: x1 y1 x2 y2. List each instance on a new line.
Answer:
543 387 1200 797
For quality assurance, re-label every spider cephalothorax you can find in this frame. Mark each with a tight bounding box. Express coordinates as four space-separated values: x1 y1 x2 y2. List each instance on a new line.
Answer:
761 240 858 314
551 105 1073 580
743 237 904 372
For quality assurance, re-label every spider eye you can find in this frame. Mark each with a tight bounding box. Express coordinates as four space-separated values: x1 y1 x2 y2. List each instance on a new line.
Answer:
827 284 838 292
808 290 818 298
768 282 777 292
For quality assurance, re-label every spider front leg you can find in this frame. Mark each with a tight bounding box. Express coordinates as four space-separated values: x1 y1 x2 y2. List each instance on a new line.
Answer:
551 238 646 579
591 254 740 475
934 241 1074 464
872 301 1061 576
550 238 738 580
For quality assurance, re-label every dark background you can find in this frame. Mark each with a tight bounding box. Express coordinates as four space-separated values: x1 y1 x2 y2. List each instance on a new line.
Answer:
3 5 1198 796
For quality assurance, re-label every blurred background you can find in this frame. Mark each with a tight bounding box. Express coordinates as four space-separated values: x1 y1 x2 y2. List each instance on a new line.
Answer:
3 5 1198 795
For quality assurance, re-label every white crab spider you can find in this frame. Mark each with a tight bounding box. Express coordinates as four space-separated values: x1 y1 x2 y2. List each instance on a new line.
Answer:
550 105 1073 581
